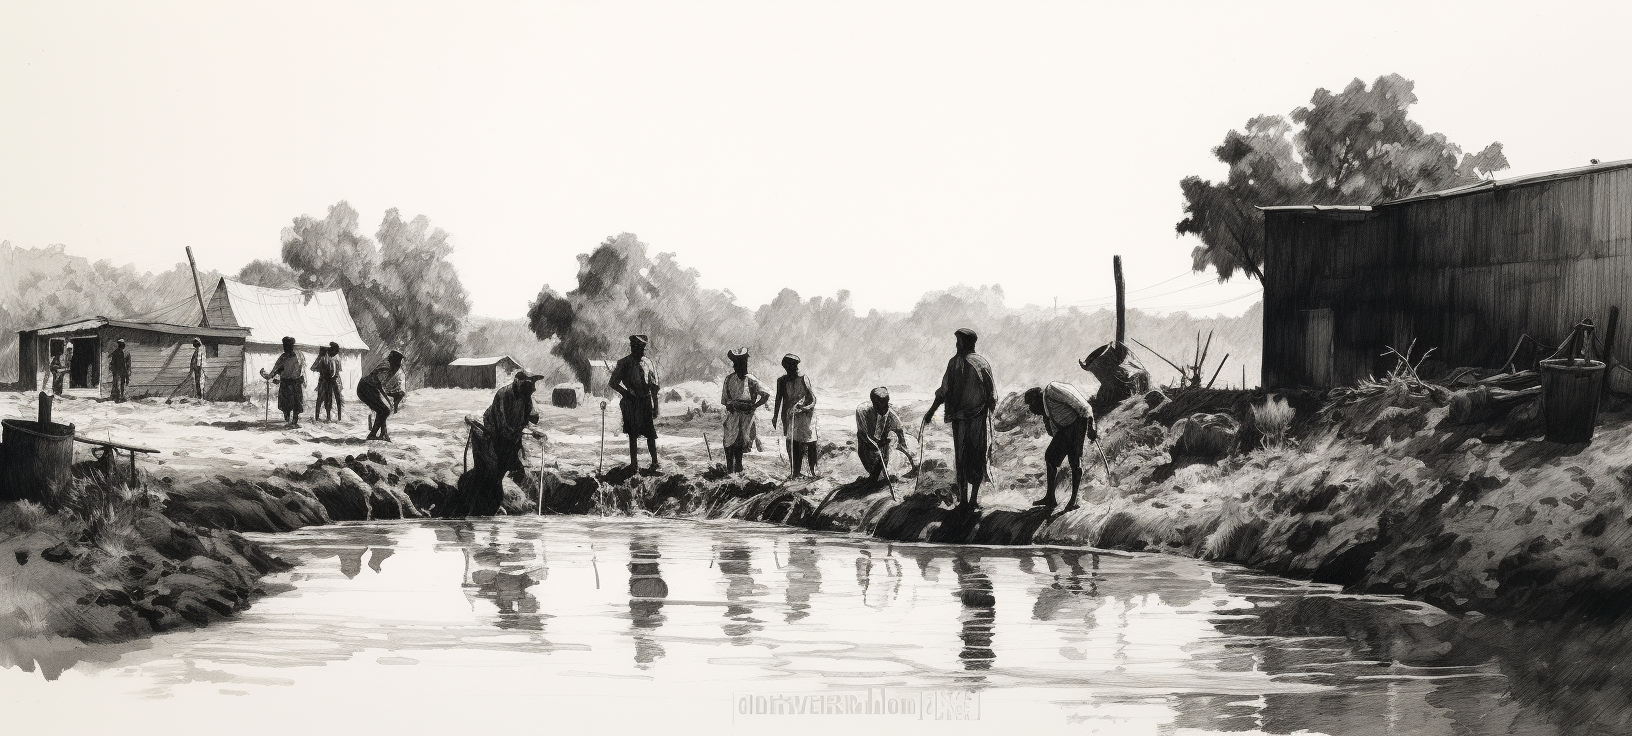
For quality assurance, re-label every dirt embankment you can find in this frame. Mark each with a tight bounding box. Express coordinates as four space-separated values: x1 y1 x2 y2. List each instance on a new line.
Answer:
0 496 287 678
527 377 1632 627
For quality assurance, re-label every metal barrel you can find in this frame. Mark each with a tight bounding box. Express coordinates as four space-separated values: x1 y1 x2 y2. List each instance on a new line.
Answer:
1539 359 1606 444
0 419 76 506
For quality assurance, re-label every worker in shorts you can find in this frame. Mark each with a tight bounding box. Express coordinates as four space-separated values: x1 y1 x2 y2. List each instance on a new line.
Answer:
1022 381 1098 511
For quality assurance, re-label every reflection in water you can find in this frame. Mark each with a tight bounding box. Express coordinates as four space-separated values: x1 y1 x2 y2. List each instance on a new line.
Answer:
715 544 765 641
783 538 821 623
16 517 1625 734
627 535 667 668
366 548 393 573
856 549 903 610
457 522 549 632
953 554 996 672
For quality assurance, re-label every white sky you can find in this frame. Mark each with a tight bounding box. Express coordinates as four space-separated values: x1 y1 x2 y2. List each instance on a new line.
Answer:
2 1 1626 319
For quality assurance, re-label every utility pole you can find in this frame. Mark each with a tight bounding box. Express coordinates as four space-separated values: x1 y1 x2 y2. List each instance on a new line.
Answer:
1113 255 1126 346
186 247 211 327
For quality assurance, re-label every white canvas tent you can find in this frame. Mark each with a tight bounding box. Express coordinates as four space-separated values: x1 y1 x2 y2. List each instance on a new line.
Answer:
199 278 371 402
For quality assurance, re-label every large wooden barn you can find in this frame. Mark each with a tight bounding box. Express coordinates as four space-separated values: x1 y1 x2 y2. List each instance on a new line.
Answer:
1262 159 1632 390
16 318 250 400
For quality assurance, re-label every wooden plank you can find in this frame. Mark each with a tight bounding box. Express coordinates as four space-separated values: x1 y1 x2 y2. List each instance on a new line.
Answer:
73 436 159 454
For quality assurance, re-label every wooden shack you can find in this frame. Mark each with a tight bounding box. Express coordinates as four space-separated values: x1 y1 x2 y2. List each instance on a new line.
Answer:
16 318 251 400
1262 159 1632 390
427 356 524 389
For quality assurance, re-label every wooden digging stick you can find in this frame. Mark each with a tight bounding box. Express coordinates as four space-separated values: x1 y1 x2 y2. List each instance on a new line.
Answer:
535 433 548 515
598 402 607 476
703 433 715 467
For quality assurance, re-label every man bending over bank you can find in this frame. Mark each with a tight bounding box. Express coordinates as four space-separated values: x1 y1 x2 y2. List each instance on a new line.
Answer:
1023 381 1097 511
855 387 913 484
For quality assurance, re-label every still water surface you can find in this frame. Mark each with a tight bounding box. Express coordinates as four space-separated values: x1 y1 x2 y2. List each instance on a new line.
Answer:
6 517 1535 735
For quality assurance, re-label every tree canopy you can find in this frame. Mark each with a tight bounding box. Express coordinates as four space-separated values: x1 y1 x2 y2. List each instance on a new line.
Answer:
273 201 471 371
1177 74 1510 281
527 233 755 387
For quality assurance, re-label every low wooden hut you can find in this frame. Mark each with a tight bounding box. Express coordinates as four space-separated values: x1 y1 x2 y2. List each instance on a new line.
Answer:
428 356 524 389
16 318 251 400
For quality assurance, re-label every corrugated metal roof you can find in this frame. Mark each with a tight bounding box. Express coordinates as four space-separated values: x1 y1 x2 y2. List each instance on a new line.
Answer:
29 317 250 339
1382 158 1632 206
217 279 370 351
1258 204 1374 213
449 356 518 367
1261 158 1632 215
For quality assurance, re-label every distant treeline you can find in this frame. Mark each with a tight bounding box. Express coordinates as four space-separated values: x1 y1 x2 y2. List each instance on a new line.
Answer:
524 233 1261 393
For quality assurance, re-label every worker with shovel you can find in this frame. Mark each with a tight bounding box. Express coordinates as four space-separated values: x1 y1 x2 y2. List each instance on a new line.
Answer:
772 353 820 478
855 387 914 485
1022 382 1098 511
259 336 306 428
359 349 407 442
462 370 547 515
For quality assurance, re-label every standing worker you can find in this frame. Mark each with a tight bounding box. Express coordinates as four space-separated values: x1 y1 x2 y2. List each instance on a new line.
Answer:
189 337 209 398
855 387 914 484
358 349 407 442
51 342 74 396
259 336 306 427
772 353 819 478
922 328 997 509
1022 382 1098 511
311 341 343 422
109 338 133 402
609 335 662 474
720 348 769 474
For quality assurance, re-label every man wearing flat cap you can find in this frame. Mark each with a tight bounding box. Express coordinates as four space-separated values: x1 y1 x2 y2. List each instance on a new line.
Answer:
720 348 770 474
923 327 997 508
109 338 133 402
260 336 306 427
609 334 662 472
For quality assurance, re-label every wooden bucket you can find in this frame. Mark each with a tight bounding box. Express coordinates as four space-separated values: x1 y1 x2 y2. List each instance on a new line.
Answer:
1539 359 1605 444
0 419 76 506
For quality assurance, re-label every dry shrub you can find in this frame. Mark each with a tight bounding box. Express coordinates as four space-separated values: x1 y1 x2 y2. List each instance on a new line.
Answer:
1251 395 1295 449
60 470 143 556
0 500 52 538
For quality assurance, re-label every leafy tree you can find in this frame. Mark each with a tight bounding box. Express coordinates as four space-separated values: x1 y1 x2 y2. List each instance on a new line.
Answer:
528 233 754 387
1178 74 1509 281
278 202 470 373
235 259 298 288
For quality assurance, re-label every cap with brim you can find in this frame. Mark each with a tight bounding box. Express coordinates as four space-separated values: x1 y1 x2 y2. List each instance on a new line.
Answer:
282 336 296 344
387 349 405 360
782 353 800 364
630 335 649 346
955 328 977 340
514 370 544 382
116 339 126 345
727 347 749 361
